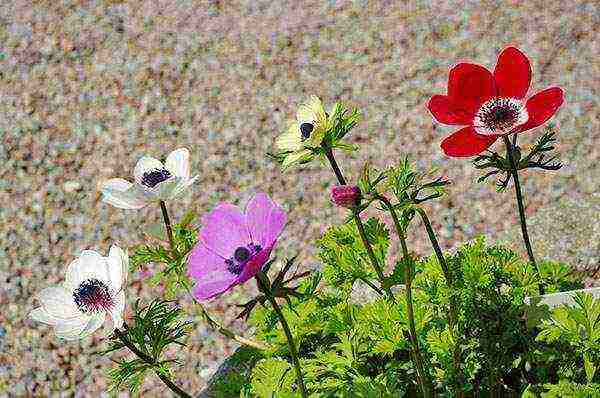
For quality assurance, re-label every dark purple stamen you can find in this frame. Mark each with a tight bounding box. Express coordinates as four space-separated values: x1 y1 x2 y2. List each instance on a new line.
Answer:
141 168 172 188
226 243 263 275
300 122 313 140
480 99 519 132
73 278 114 313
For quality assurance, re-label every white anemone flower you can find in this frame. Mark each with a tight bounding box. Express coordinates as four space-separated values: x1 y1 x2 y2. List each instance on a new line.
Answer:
29 245 128 341
100 147 198 210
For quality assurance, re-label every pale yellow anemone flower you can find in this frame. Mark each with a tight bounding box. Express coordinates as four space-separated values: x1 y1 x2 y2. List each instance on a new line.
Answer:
275 95 330 171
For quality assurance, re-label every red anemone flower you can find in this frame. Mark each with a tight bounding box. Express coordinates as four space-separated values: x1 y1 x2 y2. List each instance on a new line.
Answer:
427 46 564 157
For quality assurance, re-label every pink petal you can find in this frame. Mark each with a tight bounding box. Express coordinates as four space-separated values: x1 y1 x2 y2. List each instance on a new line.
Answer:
245 193 286 248
199 203 250 258
187 243 237 300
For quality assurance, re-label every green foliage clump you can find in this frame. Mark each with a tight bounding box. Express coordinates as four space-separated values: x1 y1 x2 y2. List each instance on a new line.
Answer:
101 299 192 394
211 235 588 397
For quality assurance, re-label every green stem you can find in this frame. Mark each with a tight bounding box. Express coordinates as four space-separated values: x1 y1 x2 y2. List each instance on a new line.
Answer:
256 272 308 398
503 136 544 294
417 208 464 397
114 328 191 398
160 200 177 255
323 148 395 302
378 196 432 397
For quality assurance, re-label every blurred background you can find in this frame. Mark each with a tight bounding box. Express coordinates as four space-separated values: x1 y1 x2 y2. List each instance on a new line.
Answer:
1 0 598 396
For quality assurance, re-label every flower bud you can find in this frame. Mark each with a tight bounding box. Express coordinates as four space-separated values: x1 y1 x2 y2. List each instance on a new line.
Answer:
330 185 361 208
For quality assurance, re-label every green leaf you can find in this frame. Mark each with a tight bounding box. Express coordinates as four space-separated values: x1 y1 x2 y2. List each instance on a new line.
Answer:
250 358 296 397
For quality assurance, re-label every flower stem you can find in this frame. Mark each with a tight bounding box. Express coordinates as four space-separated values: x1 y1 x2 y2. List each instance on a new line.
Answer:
503 136 544 294
256 272 308 398
417 208 464 397
114 328 191 398
160 200 176 255
378 195 432 397
323 148 395 302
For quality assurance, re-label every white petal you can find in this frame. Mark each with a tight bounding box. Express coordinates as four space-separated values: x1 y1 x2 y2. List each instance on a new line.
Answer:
101 178 148 210
168 175 198 201
56 314 104 341
275 122 303 152
29 307 60 325
165 148 191 179
65 250 110 290
37 286 81 319
107 245 127 291
154 177 182 201
108 291 126 332
133 156 165 185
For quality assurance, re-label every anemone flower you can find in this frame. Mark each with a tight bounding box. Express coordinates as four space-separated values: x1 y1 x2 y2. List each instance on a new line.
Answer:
427 46 564 157
275 95 330 171
29 245 127 340
100 148 198 210
188 193 286 300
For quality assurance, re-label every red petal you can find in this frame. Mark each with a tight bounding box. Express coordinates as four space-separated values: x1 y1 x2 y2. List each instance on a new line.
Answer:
494 46 532 99
515 87 564 133
441 126 499 158
447 63 496 116
427 95 474 125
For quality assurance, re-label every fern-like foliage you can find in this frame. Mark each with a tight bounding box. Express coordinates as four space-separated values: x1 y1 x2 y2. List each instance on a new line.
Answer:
316 217 389 292
100 299 193 393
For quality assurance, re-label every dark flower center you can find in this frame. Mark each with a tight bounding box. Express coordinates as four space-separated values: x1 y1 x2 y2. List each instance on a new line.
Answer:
141 168 172 188
226 243 262 275
300 122 314 140
73 278 114 313
474 97 526 135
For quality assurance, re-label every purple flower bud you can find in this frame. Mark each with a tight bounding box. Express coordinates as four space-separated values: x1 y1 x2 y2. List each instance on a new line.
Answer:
331 185 361 208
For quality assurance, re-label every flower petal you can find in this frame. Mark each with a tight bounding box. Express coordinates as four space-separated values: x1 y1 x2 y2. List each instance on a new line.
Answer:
107 245 127 291
515 87 564 134
155 177 183 201
133 156 165 185
245 193 286 249
65 250 110 290
427 95 474 125
275 122 303 152
447 63 496 116
56 313 104 341
101 178 148 210
199 203 250 258
37 286 81 319
494 46 532 99
165 148 191 179
108 291 125 332
29 307 60 325
188 243 237 301
440 126 499 158
169 175 198 201
281 149 313 172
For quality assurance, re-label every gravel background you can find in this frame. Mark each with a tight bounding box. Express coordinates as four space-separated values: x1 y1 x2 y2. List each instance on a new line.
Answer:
1 0 598 396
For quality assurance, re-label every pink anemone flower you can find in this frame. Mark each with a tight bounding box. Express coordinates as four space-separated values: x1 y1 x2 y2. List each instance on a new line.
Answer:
187 193 286 301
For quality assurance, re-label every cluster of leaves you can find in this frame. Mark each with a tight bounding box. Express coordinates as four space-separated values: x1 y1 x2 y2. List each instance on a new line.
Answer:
210 233 589 397
316 217 389 293
100 299 193 394
473 128 562 191
129 211 198 298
